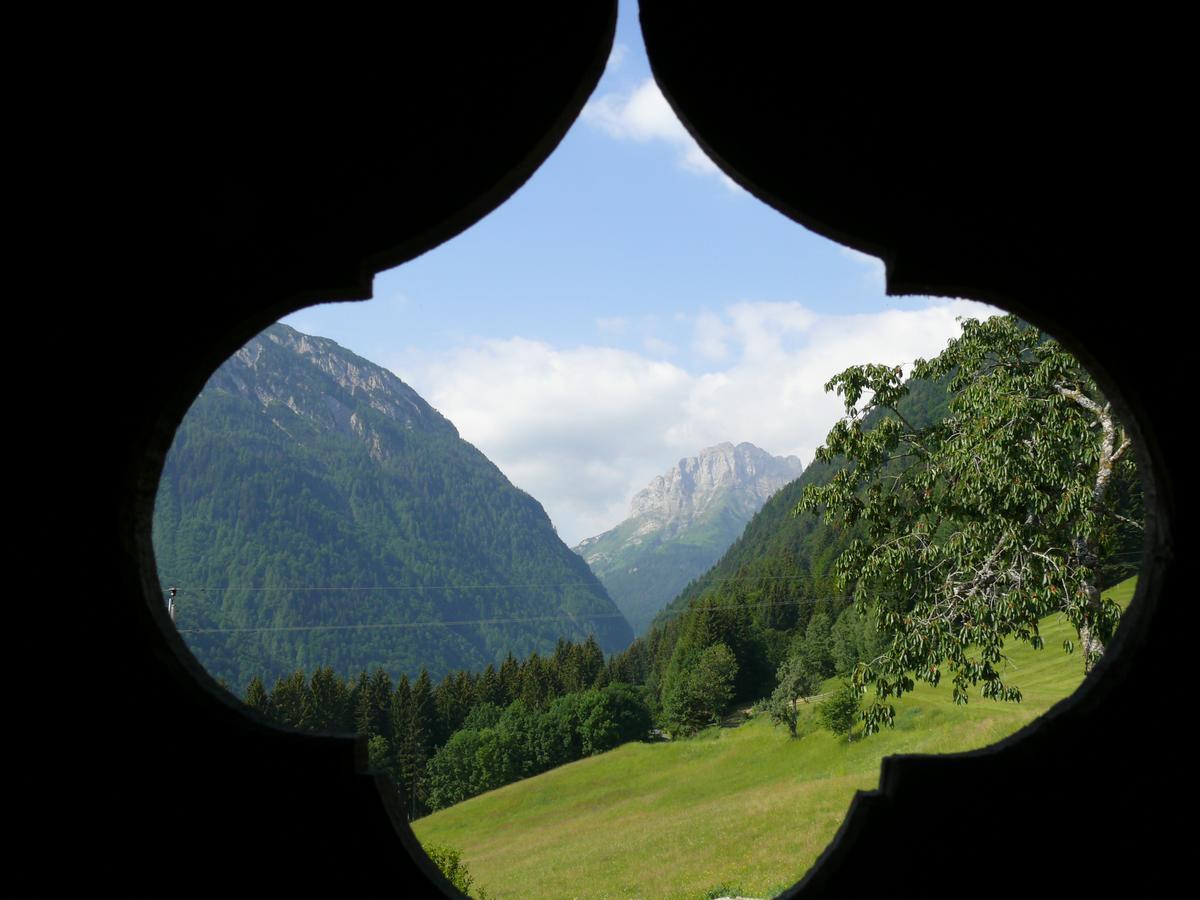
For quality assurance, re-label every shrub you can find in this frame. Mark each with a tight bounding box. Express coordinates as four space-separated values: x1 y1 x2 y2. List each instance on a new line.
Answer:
817 681 861 740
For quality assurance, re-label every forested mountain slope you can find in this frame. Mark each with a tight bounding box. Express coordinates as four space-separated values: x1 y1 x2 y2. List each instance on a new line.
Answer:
153 324 632 687
650 377 953 635
635 370 1140 703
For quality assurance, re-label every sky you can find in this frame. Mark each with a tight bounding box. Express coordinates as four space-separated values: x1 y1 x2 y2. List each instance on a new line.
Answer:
283 1 1000 546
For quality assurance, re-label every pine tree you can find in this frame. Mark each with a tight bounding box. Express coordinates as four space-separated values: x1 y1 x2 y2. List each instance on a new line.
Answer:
304 665 347 732
499 652 521 706
269 670 310 728
395 668 434 819
244 675 270 714
577 635 605 689
477 664 504 708
352 670 374 736
518 653 555 710
368 668 394 741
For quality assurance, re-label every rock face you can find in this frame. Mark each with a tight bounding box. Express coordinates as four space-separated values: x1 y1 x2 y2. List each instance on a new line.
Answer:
574 443 803 635
153 323 633 688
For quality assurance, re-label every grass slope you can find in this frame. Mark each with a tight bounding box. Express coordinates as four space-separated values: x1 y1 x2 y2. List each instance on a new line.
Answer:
413 578 1137 900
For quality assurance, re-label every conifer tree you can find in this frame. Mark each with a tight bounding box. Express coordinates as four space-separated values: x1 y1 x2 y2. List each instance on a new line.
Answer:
368 668 394 741
477 664 503 708
499 652 521 706
304 665 347 732
244 675 270 715
577 635 605 690
352 670 375 736
798 611 835 681
518 653 555 710
269 670 310 729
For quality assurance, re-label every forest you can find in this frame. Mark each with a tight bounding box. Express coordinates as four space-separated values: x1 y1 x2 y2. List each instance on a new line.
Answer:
234 317 1144 822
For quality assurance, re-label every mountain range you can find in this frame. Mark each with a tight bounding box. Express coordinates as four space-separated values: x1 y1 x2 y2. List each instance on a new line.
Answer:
573 442 804 635
152 324 633 688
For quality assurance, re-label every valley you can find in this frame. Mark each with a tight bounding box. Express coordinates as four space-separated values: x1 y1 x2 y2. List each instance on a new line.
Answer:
411 578 1137 899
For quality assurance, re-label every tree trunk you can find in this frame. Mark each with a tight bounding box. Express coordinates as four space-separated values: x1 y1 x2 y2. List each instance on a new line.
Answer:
1058 388 1131 675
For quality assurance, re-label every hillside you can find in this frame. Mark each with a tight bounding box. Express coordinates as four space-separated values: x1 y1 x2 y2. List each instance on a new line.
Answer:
575 443 804 636
650 377 952 636
152 324 632 687
412 577 1137 900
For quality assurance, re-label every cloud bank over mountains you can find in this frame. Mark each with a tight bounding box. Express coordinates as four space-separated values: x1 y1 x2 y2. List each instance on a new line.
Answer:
403 298 998 545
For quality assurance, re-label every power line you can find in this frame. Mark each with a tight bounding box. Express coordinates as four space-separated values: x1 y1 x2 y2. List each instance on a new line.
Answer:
168 575 827 595
167 551 1145 635
171 582 600 594
167 551 1145 603
174 584 1129 636
173 596 849 635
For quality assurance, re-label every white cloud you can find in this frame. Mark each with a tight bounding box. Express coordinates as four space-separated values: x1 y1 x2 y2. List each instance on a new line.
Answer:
583 79 688 144
642 336 678 356
692 311 731 360
840 246 888 291
596 316 630 335
407 300 1000 545
606 43 630 72
582 79 739 189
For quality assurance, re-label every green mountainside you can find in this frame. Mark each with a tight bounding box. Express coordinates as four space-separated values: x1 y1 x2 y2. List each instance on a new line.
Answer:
650 377 953 636
629 370 1139 718
575 443 804 636
413 577 1138 900
152 324 633 687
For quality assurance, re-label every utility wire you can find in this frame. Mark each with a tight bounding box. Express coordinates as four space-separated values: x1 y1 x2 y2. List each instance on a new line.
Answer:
166 552 1146 598
174 596 838 635
173 582 1137 635
168 549 1144 635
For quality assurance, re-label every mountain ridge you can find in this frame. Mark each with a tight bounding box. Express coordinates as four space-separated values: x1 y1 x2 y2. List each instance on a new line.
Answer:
574 442 803 635
153 323 633 687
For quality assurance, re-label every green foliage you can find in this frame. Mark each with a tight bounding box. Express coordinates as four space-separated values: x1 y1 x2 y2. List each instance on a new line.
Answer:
243 675 269 714
662 643 738 736
617 377 955 719
796 610 835 682
767 654 822 737
366 735 391 773
702 884 746 899
152 323 632 689
579 683 655 755
797 315 1139 735
423 844 491 899
816 682 860 739
424 684 653 812
427 729 486 810
579 485 782 636
412 578 1136 900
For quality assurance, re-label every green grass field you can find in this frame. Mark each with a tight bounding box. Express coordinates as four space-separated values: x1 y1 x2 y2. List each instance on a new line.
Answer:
413 578 1137 899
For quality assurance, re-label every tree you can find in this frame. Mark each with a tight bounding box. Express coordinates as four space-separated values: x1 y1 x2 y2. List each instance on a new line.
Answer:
366 734 391 774
816 682 861 740
796 610 835 681
577 683 653 755
243 675 270 715
797 315 1139 735
767 653 823 737
662 642 738 736
394 669 434 818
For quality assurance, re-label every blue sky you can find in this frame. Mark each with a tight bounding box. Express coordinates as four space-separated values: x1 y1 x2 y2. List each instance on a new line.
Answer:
284 1 998 545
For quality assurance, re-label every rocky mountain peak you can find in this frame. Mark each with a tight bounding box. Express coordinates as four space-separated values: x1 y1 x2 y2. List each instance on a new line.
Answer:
211 324 458 459
572 442 805 636
627 442 804 531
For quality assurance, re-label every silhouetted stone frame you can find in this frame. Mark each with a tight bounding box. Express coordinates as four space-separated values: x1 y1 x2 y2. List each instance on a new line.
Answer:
117 6 1179 898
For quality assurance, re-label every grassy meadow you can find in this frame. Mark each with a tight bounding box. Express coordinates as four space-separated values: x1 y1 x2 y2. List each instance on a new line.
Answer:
412 577 1137 899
